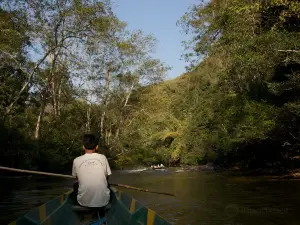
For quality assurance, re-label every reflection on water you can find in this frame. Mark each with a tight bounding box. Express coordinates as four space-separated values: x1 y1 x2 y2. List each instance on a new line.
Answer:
0 176 73 224
0 169 300 225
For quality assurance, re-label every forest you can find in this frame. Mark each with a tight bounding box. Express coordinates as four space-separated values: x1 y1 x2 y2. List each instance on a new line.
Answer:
1 0 300 173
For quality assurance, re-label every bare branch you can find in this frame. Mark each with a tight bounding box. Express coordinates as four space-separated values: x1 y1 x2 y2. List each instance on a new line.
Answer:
5 44 65 116
278 50 300 53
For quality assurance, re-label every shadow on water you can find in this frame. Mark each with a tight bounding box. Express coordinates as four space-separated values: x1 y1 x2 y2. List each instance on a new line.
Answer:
0 176 73 224
1 169 300 225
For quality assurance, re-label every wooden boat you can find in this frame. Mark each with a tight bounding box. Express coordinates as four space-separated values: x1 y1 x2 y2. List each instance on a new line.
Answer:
8 188 172 225
151 166 166 170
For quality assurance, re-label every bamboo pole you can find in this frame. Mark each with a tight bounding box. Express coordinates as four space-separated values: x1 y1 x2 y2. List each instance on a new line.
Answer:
0 166 176 197
112 184 176 197
0 166 74 179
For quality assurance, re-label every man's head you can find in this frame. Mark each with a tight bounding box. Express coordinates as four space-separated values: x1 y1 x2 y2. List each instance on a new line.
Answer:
83 134 99 152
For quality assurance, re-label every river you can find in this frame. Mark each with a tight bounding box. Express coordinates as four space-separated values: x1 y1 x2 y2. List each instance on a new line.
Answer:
0 168 299 225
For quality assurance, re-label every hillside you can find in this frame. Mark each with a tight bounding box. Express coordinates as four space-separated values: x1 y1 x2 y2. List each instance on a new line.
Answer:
117 0 300 172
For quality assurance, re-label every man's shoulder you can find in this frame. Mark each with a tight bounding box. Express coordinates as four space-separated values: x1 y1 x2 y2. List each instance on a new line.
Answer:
73 153 107 163
94 153 107 159
73 155 85 163
74 153 106 159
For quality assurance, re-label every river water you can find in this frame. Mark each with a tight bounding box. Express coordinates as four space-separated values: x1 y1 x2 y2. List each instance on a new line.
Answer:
0 168 299 225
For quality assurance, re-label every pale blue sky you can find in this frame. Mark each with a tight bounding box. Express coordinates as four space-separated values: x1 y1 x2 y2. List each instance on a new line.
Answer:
112 0 200 79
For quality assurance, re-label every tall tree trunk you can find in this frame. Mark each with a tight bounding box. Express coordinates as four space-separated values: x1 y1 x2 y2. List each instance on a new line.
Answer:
124 82 135 108
57 83 61 116
85 85 93 132
114 127 120 142
107 126 112 145
34 95 46 140
105 129 108 145
111 81 135 152
100 68 111 141
86 104 91 132
52 76 58 117
100 111 105 138
50 52 59 117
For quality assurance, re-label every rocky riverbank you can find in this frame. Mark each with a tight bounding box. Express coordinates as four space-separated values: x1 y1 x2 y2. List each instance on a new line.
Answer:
175 163 215 172
175 163 300 180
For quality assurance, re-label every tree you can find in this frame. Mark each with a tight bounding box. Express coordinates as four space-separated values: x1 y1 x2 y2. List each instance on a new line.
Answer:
0 8 30 117
1 0 114 116
175 0 300 168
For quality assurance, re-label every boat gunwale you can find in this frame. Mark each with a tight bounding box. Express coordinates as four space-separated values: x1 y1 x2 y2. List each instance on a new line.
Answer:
116 189 171 224
9 189 172 225
8 191 70 225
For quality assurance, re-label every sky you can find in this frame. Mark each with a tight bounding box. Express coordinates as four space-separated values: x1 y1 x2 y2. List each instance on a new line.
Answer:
112 0 199 79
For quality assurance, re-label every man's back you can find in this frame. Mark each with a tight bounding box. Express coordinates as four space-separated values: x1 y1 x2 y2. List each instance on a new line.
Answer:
72 153 111 207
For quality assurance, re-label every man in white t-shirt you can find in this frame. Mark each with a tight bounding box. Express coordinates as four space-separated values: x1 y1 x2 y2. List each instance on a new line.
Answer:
72 134 112 207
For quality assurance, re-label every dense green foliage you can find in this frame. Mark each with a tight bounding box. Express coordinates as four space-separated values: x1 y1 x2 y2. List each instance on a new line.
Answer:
0 0 169 172
1 0 300 172
118 0 300 171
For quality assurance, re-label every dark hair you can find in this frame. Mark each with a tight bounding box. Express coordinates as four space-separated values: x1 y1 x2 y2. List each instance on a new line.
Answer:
83 134 99 150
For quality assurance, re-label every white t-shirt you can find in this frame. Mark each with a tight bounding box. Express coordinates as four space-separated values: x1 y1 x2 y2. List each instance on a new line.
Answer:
72 153 112 207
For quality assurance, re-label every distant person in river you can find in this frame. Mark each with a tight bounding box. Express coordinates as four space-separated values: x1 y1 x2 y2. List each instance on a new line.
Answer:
72 134 112 208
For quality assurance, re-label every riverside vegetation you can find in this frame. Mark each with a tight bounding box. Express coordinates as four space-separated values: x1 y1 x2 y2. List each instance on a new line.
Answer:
1 0 300 175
